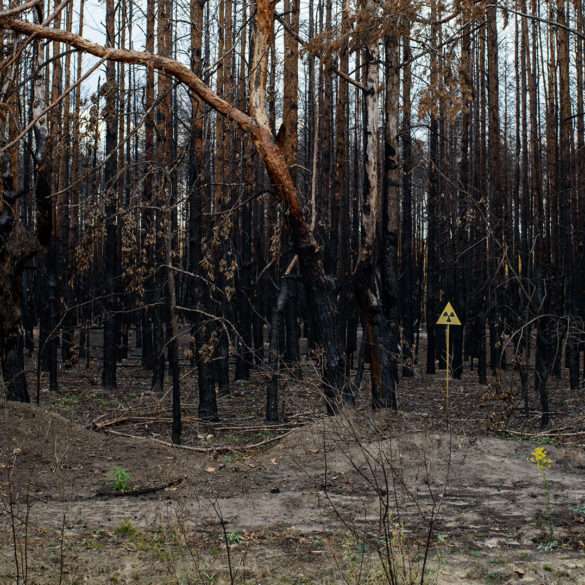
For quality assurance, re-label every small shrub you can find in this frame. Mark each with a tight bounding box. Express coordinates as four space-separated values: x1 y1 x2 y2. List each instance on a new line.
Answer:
226 531 243 545
340 526 436 585
112 466 131 492
115 519 138 538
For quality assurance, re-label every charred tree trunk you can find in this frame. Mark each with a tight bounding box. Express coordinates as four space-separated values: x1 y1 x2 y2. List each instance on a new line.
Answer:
266 266 295 422
353 7 397 410
101 0 118 390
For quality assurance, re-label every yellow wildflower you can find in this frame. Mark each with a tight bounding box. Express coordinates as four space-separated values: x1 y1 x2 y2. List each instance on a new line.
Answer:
530 447 552 471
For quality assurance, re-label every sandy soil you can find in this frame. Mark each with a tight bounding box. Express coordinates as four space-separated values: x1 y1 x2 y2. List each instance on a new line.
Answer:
1 398 585 585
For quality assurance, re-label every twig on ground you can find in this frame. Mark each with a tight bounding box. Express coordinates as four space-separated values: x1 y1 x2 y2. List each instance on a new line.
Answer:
103 428 294 453
502 429 585 439
92 413 310 432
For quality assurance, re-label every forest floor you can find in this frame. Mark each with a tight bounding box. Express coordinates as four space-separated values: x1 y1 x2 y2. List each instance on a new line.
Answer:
1 332 585 584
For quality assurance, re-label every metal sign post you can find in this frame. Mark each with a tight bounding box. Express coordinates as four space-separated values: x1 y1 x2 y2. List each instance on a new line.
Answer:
436 302 462 416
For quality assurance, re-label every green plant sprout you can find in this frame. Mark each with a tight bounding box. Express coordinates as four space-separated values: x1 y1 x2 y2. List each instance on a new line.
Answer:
226 531 243 545
112 466 131 492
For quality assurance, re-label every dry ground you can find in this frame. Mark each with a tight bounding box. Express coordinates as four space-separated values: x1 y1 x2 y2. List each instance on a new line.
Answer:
1 335 585 584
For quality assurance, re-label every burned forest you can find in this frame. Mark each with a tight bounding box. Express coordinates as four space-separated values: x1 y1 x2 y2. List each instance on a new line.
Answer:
1 0 585 583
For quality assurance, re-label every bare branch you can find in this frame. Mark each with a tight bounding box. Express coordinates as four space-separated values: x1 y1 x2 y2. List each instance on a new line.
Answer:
0 0 40 19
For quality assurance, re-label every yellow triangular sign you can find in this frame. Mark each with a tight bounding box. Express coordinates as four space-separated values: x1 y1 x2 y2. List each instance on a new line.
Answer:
436 302 461 326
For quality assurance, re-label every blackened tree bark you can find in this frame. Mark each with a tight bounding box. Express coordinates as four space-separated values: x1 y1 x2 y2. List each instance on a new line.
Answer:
353 3 397 410
141 0 156 371
426 1 439 376
0 159 36 402
102 0 118 389
266 260 296 422
0 6 42 402
400 25 414 378
188 0 217 420
234 4 253 381
486 2 505 375
556 0 578 389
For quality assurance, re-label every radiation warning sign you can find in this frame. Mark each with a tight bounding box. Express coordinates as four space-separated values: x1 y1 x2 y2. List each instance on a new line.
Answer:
436 302 461 326
436 301 461 420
